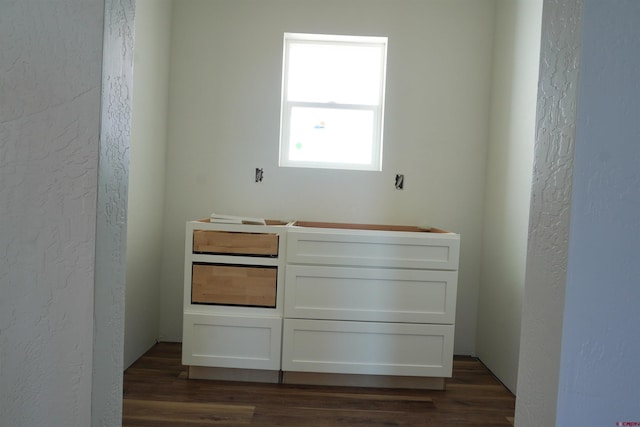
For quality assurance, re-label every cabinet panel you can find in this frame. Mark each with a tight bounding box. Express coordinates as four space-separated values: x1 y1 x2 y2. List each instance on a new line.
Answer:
282 319 454 377
193 230 278 256
183 314 282 370
287 228 459 270
285 266 457 324
192 264 277 308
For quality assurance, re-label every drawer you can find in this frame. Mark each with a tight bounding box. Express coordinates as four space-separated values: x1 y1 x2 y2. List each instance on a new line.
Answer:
192 264 277 308
182 313 282 370
285 266 457 324
286 227 459 270
282 319 454 377
193 230 279 256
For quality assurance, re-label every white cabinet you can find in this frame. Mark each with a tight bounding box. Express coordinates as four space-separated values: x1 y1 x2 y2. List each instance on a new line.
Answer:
285 223 459 270
281 222 460 388
284 266 458 324
183 313 282 370
282 319 454 377
181 219 460 389
181 219 289 381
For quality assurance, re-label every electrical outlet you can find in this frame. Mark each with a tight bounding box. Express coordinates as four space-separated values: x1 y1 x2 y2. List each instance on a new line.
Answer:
395 174 404 190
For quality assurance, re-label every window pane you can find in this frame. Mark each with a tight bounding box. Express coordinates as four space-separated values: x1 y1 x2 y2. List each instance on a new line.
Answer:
288 107 374 165
287 42 383 105
280 33 387 171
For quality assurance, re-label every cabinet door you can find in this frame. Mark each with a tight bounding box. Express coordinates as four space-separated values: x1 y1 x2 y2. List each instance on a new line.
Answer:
182 313 282 370
285 266 457 324
287 228 459 270
282 319 454 377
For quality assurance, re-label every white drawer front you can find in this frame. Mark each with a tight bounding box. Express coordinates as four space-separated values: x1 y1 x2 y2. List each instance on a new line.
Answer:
285 266 457 324
286 228 459 270
182 313 281 370
282 319 454 377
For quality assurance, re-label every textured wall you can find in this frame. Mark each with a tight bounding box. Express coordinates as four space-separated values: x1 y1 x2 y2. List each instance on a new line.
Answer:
515 0 583 425
556 0 640 424
92 0 135 424
0 0 104 425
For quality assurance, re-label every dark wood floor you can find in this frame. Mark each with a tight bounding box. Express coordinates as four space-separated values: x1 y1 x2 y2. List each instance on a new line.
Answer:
123 343 515 426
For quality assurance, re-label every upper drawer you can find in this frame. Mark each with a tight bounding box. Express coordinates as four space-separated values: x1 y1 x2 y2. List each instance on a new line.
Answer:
286 226 459 270
193 230 279 257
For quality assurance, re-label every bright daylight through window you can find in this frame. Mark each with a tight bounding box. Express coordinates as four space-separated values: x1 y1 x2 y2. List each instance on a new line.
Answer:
279 33 388 171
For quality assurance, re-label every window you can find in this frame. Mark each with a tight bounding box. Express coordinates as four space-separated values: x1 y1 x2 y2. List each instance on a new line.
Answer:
279 33 388 171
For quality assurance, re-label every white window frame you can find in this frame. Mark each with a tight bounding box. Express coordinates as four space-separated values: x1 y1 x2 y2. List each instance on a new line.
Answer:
279 33 388 171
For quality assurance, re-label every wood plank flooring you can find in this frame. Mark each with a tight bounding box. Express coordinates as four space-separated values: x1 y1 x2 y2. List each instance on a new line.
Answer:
123 343 515 426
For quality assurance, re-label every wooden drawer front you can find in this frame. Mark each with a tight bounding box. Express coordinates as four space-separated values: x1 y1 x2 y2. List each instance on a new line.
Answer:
282 319 454 377
287 229 459 270
193 230 278 256
192 264 277 308
285 266 457 324
182 314 281 370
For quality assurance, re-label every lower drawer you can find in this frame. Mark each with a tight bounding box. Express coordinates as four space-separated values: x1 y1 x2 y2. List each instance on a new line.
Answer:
281 319 454 377
182 313 282 370
192 263 277 307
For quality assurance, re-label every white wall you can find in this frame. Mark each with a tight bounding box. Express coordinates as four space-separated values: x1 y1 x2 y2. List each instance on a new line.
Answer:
124 0 172 369
158 0 496 356
0 0 103 425
515 0 582 425
556 0 640 424
476 0 542 393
